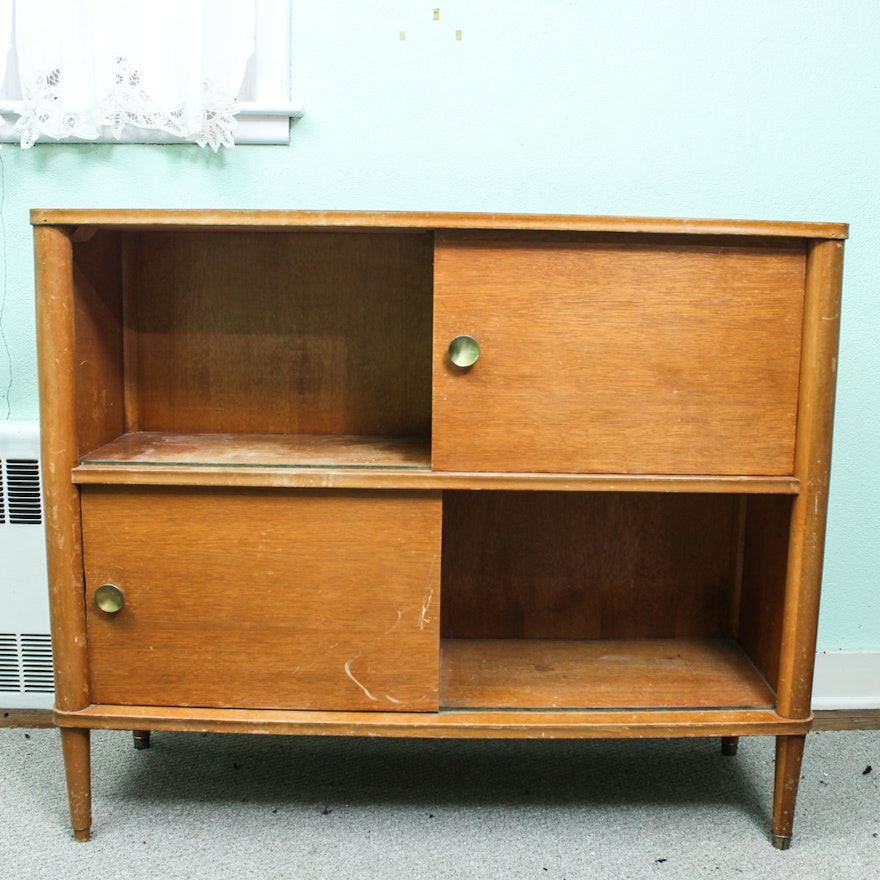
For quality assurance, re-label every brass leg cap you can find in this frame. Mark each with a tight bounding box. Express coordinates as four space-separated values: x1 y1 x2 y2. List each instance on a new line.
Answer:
771 833 791 850
73 828 91 843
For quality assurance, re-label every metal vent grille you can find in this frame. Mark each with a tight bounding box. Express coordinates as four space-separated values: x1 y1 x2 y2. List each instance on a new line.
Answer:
0 634 18 691
0 633 54 693
2 459 43 524
21 634 54 692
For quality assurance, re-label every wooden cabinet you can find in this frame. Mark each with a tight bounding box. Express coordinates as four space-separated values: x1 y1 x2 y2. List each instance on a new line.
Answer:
33 210 846 847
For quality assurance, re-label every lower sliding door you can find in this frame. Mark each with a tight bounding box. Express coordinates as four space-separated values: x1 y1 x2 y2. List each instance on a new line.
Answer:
81 487 442 712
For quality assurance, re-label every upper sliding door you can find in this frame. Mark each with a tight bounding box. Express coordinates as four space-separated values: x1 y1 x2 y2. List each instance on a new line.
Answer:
432 232 806 475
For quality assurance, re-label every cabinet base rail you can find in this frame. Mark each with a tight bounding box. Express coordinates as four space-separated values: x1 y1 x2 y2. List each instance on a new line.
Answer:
54 705 811 738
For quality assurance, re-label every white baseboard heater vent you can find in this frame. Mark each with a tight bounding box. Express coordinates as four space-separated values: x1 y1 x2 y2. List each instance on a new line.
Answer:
0 633 54 694
0 420 54 709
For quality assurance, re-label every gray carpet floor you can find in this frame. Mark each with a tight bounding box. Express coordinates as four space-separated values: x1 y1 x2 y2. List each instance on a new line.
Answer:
2 726 878 879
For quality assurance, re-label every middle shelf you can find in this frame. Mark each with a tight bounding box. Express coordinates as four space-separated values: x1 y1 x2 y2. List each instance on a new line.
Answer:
78 431 432 470
73 431 801 493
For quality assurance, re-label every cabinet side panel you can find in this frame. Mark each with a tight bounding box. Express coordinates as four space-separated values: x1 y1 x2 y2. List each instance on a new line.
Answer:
441 492 742 640
777 239 845 718
81 488 441 712
72 231 126 455
126 231 433 436
34 226 90 711
738 495 792 691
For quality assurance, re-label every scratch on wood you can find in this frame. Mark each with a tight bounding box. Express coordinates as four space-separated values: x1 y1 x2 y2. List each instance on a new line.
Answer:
419 554 438 629
344 611 403 702
343 658 378 701
419 586 434 629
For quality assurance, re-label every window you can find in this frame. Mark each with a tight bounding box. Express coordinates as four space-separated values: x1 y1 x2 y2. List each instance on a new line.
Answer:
0 0 300 148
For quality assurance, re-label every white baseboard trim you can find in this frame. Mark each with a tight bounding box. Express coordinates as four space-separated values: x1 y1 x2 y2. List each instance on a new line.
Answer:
812 651 880 710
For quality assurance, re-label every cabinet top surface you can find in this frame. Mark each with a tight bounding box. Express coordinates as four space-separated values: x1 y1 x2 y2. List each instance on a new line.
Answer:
30 208 848 239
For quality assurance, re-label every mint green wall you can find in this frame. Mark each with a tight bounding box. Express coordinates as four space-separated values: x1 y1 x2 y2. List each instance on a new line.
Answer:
1 1 877 649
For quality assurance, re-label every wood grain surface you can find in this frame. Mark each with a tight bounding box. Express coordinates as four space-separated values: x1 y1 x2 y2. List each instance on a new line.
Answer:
440 638 775 710
441 490 744 641
124 230 433 436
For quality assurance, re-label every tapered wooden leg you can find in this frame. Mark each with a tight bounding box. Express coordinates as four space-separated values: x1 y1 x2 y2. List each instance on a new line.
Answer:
771 734 806 850
132 730 151 750
60 727 92 842
721 736 739 756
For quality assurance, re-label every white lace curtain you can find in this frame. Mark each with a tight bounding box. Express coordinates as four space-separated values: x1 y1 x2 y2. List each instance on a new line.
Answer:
0 0 256 150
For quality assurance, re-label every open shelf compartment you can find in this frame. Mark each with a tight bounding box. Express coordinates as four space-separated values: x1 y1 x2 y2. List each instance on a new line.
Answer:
69 226 435 466
439 490 790 715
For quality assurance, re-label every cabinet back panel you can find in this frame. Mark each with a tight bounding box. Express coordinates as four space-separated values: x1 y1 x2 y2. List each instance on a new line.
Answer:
434 234 806 475
124 231 433 435
441 491 744 640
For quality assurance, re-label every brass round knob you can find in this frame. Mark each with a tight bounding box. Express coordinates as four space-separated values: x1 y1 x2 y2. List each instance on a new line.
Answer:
448 335 481 368
94 583 125 614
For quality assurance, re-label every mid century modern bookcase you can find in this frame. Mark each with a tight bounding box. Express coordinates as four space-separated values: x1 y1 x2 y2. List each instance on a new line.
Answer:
33 209 846 846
